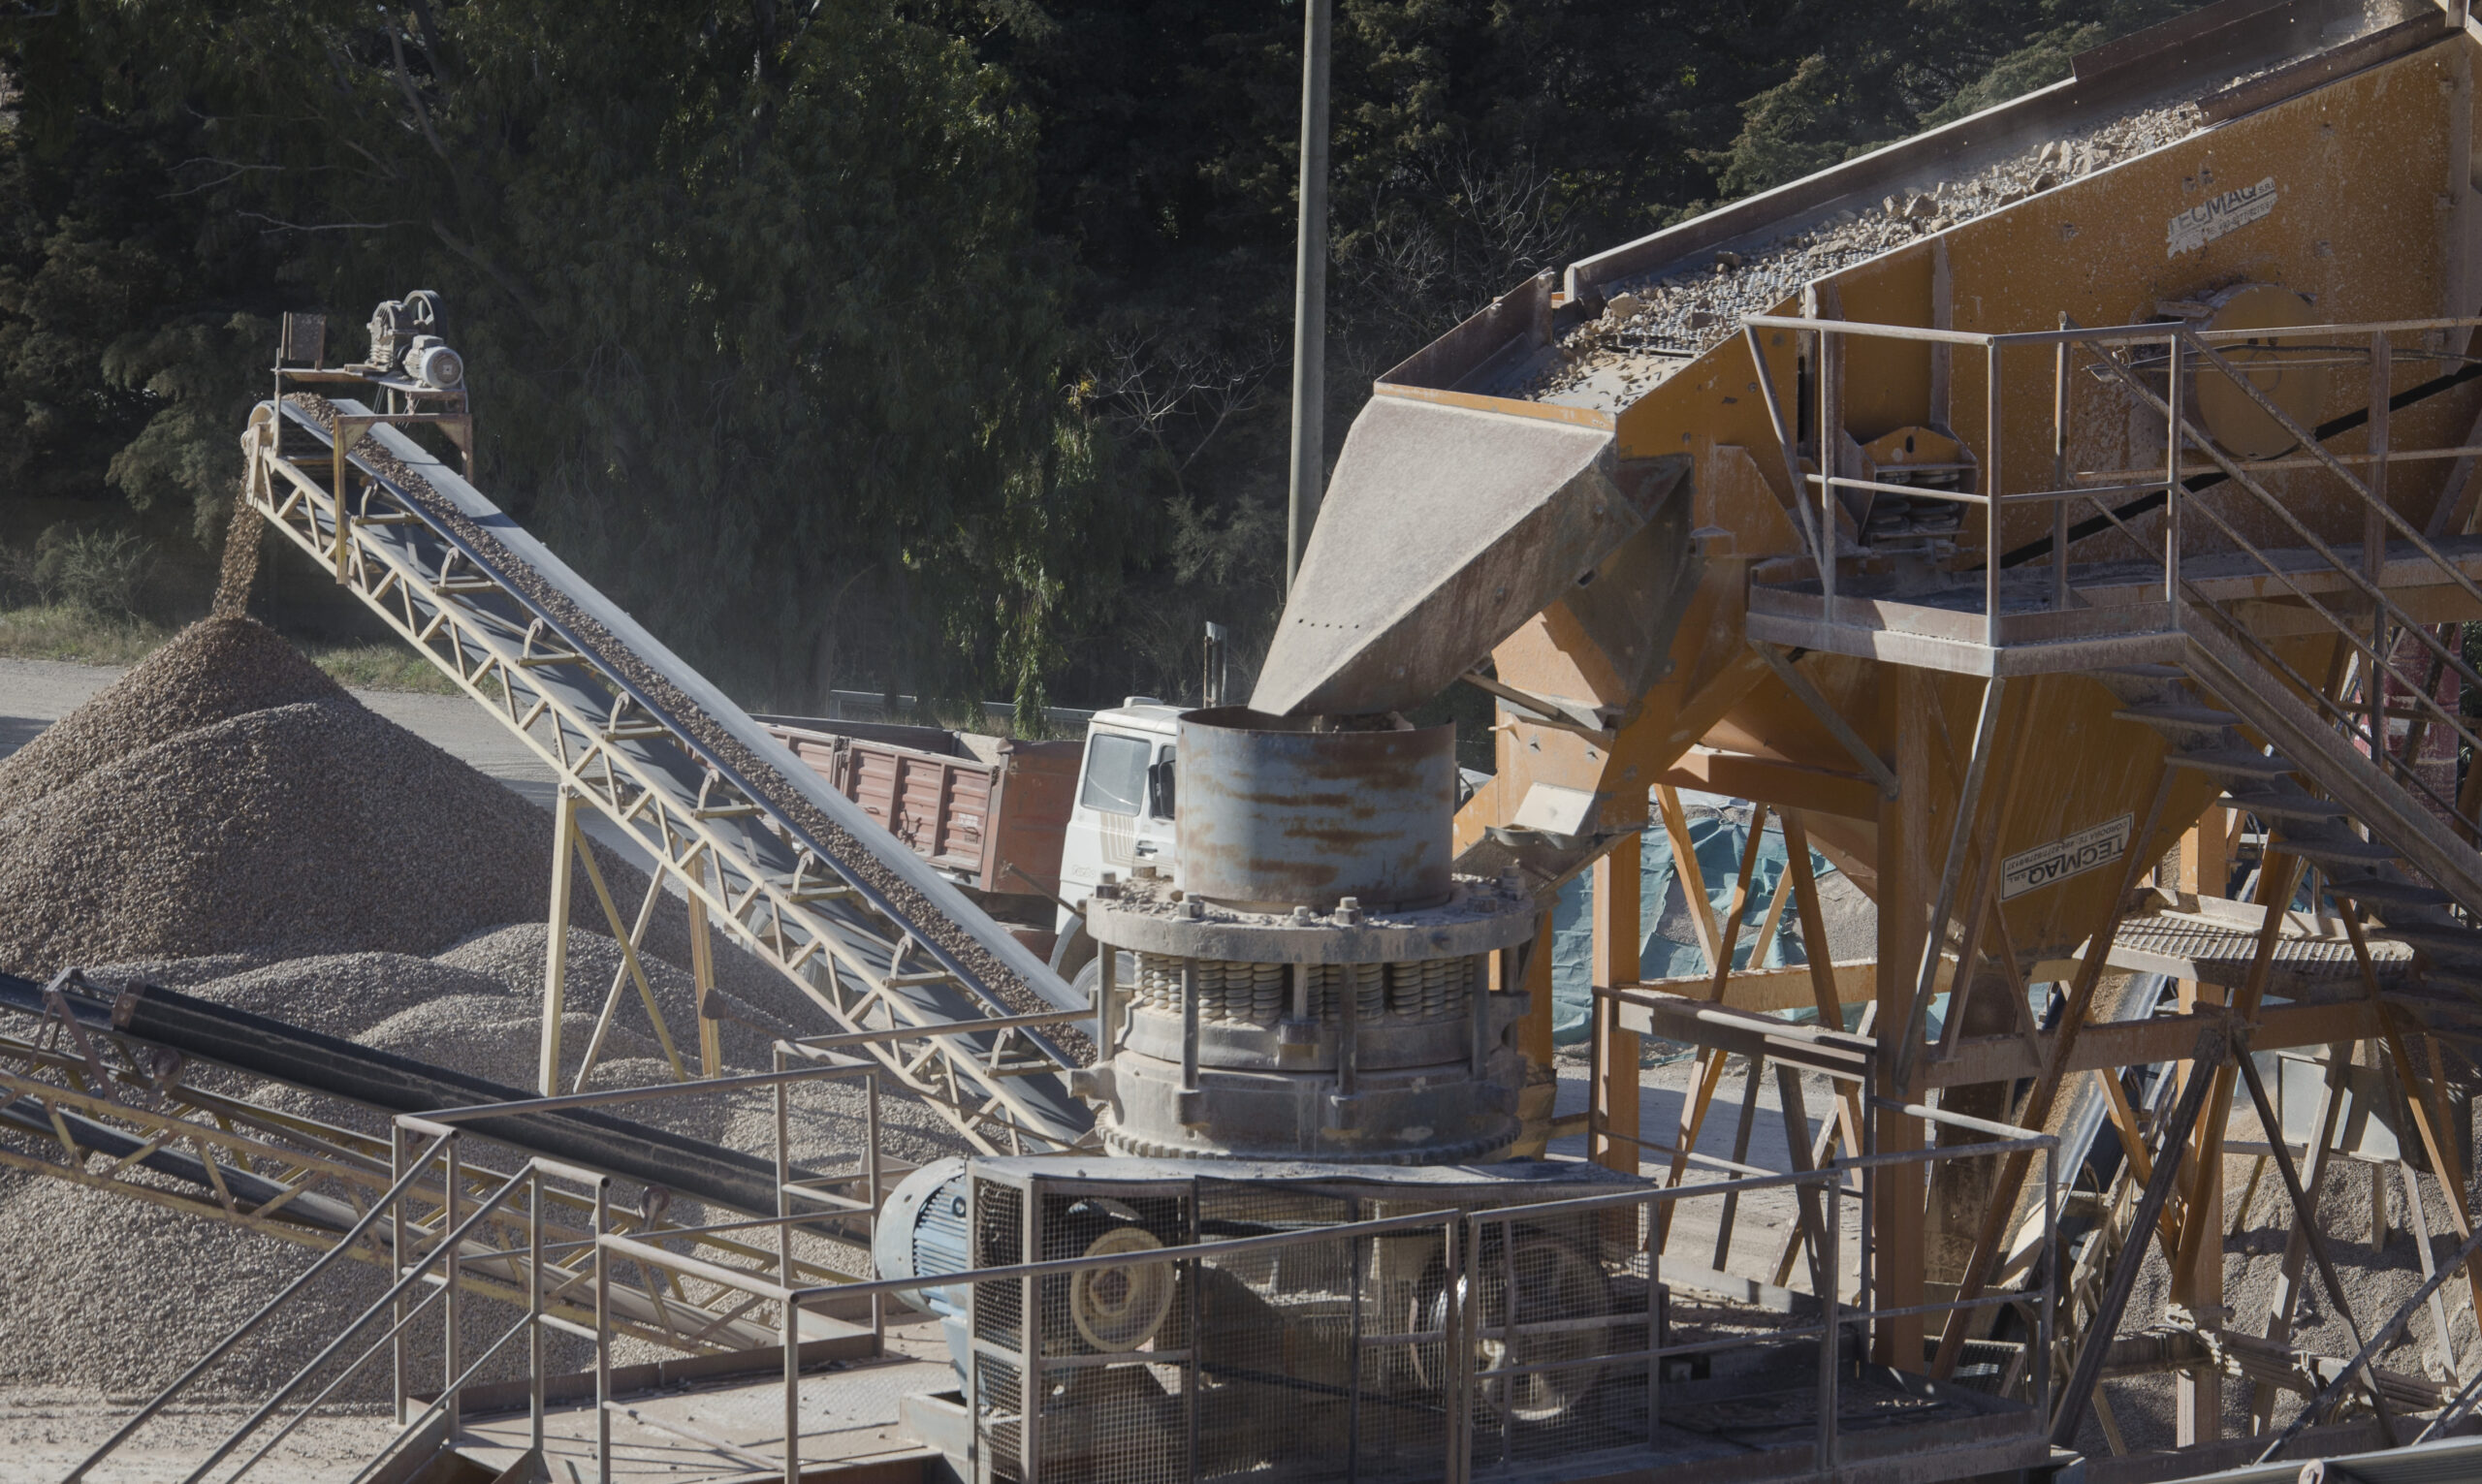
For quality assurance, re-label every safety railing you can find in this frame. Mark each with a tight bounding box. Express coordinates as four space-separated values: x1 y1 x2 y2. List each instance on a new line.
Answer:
1745 311 2482 837
575 1110 2058 1484
59 1054 884 1484
60 1124 563 1484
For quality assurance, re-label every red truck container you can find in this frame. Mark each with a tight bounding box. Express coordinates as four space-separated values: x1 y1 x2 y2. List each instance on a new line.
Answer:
756 715 1082 934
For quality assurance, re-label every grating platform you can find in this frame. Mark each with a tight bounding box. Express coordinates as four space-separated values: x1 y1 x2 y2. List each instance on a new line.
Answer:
2109 905 2414 995
1744 537 2482 676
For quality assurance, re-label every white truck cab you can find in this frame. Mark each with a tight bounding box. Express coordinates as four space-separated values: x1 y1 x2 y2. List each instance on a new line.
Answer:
1048 697 1184 988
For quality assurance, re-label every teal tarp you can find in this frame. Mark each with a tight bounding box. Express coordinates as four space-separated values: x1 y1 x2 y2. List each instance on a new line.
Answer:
1548 813 1838 1046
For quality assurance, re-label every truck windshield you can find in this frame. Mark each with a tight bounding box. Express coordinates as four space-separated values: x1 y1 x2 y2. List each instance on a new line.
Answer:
1079 732 1151 816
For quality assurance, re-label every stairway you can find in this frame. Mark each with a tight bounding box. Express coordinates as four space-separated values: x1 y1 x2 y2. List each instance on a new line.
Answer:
2085 617 2482 1048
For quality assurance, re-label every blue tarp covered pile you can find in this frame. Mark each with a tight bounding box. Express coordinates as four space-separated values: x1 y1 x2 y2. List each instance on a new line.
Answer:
1547 808 1839 1046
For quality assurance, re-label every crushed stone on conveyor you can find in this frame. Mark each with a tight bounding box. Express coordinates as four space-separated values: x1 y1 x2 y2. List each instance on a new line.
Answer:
1519 102 2208 409
281 391 1094 1064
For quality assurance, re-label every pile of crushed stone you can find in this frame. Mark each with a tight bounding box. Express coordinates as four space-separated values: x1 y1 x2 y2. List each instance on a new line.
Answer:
0 618 628 974
0 617 344 818
1523 101 2206 407
0 617 761 989
0 927 971 1401
0 617 978 1402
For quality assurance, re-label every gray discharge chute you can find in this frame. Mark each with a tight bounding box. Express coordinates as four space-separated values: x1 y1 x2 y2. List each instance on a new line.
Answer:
1250 395 1694 720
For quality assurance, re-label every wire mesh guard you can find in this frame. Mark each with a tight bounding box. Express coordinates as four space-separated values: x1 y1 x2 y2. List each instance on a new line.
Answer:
1454 1206 1653 1472
967 1171 1689 1483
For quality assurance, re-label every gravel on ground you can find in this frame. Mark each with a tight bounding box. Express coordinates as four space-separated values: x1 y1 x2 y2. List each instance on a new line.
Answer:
0 616 972 1424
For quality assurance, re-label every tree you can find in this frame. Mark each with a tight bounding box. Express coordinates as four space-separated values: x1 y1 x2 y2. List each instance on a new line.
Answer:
2 0 1106 710
0 0 2217 712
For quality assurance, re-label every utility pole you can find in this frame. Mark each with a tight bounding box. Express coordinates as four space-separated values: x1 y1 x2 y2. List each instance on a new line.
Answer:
1286 0 1332 594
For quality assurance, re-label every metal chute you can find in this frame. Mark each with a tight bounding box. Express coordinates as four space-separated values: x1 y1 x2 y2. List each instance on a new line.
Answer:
1249 395 1691 718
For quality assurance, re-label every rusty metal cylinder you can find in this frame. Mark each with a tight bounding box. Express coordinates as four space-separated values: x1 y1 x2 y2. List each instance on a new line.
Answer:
1175 708 1452 912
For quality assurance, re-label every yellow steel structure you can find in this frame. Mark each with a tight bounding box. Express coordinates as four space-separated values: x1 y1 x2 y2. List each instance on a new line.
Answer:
1289 0 2482 1468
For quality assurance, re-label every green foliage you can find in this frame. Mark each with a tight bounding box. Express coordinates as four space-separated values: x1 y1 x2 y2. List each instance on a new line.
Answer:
4 0 1092 710
1702 55 1898 201
1697 1 2210 198
305 641 463 694
0 603 171 664
0 0 2213 712
0 64 274 522
102 313 275 540
25 522 156 617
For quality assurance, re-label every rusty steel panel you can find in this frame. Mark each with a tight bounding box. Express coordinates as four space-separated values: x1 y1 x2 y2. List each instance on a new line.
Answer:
1175 707 1453 911
762 721 1077 893
984 741 1080 896
890 751 987 875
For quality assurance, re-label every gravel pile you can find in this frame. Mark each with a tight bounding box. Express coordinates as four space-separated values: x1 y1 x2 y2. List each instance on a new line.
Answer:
1522 102 2206 408
1 697 565 973
0 929 971 1401
0 617 702 979
438 922 800 1068
0 968 649 1401
280 393 1090 1061
0 616 977 1403
0 617 343 819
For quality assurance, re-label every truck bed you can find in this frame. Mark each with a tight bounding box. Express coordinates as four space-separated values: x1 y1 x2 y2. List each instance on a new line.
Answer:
755 715 1080 903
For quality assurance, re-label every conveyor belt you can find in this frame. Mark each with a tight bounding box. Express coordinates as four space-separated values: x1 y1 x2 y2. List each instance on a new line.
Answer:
1 970 804 1216
242 394 1093 1152
0 970 831 1351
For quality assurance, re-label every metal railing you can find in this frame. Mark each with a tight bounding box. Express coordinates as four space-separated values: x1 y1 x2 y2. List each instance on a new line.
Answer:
57 1054 885 1484
570 1113 2058 1483
1745 311 2482 837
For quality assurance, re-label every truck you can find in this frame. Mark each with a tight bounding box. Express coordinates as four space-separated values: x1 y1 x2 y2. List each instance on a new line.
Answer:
1042 698 1185 993
756 713 1084 959
758 699 1182 984
768 693 1493 999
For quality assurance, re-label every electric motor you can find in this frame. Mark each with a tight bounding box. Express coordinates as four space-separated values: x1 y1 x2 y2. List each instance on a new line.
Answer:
404 335 464 391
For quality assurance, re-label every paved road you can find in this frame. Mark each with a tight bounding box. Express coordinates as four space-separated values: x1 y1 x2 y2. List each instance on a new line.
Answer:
0 655 654 871
0 657 115 759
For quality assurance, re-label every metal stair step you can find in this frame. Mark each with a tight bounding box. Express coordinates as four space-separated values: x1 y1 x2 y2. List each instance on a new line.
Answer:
2168 747 2296 781
2222 788 2349 823
2275 832 2402 868
2385 990 2482 1028
2392 982 2481 1004
2089 664 2192 703
2414 965 2482 996
2099 664 2188 679
2114 703 2242 733
2320 875 2456 911
2374 925 2482 959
